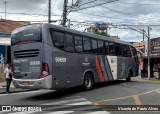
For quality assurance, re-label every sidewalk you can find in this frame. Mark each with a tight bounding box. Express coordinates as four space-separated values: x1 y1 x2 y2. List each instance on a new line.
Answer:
132 76 160 83
0 81 31 94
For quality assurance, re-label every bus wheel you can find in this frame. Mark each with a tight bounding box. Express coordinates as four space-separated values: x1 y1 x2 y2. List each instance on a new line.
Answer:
126 71 131 82
83 73 93 90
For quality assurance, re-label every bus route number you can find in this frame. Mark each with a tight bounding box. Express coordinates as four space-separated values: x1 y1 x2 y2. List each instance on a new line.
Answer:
55 57 66 63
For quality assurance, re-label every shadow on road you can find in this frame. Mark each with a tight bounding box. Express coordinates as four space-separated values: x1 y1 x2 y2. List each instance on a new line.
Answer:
24 80 137 101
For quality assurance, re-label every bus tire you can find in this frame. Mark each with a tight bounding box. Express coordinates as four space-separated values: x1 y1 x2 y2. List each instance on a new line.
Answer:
83 73 94 91
126 71 131 82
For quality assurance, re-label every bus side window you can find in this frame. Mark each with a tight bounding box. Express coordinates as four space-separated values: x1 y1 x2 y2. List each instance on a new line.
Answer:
83 37 91 53
91 39 97 53
64 33 74 52
131 46 137 56
108 42 116 56
105 41 109 54
50 30 64 48
75 36 83 52
98 40 104 54
121 45 127 57
126 46 132 57
116 43 122 56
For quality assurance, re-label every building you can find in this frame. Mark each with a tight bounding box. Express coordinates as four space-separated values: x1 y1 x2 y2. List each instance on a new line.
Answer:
133 38 160 79
85 27 119 39
0 19 30 63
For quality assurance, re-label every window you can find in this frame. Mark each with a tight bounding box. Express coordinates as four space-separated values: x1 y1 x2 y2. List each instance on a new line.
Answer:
121 45 127 56
131 46 137 56
91 39 97 53
98 40 104 54
107 42 116 55
126 46 132 57
75 36 83 52
105 41 109 54
83 37 91 53
121 45 132 57
51 31 64 48
116 43 122 56
11 24 42 45
64 33 74 52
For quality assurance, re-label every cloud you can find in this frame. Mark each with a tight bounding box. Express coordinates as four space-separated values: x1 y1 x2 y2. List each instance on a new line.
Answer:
0 0 160 42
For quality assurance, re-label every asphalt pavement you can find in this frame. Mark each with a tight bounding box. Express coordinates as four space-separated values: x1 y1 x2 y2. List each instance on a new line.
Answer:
0 76 159 94
0 76 160 114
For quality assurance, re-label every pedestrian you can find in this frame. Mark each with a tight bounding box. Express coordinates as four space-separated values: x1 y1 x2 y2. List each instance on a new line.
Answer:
140 59 144 78
4 64 12 94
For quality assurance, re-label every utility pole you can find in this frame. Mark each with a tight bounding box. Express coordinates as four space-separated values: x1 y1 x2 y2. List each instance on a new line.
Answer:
4 1 7 19
48 0 51 23
142 29 145 41
68 19 70 28
147 26 150 80
61 0 68 26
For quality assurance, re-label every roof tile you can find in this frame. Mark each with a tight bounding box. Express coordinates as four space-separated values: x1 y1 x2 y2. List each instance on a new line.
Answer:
0 19 30 34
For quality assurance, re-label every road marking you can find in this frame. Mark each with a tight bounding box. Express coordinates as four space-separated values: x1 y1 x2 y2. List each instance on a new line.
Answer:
133 95 142 105
92 102 108 111
94 88 160 103
8 111 36 114
65 96 81 99
83 111 111 114
0 90 42 96
44 111 74 114
43 98 86 105
67 101 92 105
155 90 160 94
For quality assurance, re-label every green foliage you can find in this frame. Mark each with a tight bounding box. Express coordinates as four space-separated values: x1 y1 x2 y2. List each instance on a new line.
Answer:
95 31 110 37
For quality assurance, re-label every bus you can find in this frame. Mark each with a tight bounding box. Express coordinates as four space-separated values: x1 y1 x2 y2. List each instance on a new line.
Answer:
11 23 139 90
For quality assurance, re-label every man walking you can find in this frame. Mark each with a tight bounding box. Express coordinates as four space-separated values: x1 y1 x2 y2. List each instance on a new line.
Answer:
4 64 12 94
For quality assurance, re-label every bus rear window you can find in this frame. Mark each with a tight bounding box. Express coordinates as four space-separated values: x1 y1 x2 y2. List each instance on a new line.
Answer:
11 24 42 45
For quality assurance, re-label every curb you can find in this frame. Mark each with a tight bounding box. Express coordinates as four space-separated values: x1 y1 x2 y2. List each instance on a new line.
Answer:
132 77 160 83
0 88 33 94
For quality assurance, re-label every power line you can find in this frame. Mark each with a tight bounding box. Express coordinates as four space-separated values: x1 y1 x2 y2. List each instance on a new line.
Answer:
100 5 160 23
71 0 119 11
0 11 61 17
79 2 160 23
0 20 60 23
116 1 160 5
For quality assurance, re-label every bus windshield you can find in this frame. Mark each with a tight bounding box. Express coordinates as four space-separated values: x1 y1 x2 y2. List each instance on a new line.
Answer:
11 24 42 45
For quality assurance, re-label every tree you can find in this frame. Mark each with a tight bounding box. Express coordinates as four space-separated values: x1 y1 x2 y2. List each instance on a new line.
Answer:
95 31 110 37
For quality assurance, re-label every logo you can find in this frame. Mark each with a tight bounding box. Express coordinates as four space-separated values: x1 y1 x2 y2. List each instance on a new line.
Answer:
2 106 11 111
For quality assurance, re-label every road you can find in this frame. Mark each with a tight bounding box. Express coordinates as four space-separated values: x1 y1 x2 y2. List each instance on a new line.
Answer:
0 79 160 114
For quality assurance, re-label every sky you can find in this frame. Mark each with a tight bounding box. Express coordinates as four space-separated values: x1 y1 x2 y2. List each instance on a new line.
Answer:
0 0 160 42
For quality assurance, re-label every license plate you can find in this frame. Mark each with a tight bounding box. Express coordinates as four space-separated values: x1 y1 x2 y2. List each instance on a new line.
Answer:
23 81 29 85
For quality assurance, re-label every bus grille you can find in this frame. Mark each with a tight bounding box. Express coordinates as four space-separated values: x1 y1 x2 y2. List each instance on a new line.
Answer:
14 49 39 58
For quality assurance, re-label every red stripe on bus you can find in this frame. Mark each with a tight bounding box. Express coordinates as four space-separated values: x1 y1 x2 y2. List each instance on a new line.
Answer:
96 56 105 82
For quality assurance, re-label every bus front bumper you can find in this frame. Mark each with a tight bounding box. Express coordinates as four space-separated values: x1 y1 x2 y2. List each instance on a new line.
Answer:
12 75 52 89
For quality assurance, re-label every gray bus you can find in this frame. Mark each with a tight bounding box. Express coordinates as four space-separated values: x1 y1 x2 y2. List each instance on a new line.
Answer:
11 23 139 90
